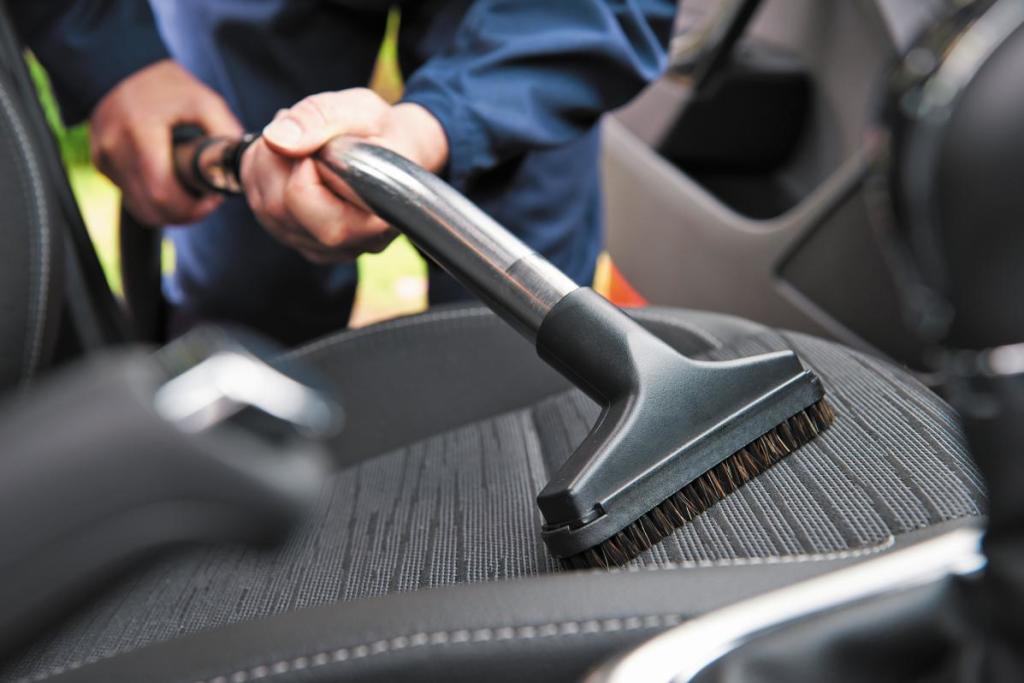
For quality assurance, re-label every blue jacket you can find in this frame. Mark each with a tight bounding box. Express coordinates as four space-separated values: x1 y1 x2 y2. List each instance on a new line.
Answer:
14 1 675 343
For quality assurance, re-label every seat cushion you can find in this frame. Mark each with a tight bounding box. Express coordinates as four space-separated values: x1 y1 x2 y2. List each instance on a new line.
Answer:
0 307 984 683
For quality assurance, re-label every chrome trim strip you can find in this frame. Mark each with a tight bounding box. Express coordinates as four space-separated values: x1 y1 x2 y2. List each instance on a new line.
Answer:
984 342 1024 376
154 350 339 436
588 527 985 683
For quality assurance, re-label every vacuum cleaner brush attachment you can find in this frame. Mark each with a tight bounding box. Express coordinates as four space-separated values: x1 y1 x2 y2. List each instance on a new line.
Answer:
535 289 835 569
570 398 835 568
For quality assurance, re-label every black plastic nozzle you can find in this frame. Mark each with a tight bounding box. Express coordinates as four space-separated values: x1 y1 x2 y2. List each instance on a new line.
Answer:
535 288 826 561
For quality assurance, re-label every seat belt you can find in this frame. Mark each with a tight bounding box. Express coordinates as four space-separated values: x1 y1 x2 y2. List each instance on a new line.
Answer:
119 207 167 344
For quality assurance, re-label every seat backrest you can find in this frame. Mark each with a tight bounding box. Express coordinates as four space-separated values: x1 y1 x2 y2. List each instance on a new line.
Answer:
0 6 131 392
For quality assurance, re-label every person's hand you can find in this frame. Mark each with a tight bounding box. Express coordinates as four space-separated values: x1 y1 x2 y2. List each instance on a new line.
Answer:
91 59 243 226
241 88 449 263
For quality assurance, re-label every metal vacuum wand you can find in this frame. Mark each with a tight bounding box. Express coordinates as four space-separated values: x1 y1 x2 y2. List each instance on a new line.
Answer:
314 139 578 341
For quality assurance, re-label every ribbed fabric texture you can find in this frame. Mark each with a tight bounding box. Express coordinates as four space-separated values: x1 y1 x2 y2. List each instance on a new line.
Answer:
534 331 983 563
2 329 984 682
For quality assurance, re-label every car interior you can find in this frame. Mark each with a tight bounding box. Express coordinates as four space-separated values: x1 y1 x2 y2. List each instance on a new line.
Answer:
0 0 1018 681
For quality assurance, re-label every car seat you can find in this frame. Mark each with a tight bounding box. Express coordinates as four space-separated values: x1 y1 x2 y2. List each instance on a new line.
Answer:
0 3 985 683
603 0 953 369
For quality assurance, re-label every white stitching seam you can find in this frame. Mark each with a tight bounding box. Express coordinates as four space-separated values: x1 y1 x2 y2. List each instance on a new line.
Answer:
617 534 895 572
192 614 685 683
15 614 685 683
13 537 898 683
0 81 50 384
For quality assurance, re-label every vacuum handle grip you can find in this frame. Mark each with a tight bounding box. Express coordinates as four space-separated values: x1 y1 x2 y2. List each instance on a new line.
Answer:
315 137 577 340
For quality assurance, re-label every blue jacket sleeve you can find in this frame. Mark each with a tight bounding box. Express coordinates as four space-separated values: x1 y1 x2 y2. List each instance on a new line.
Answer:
9 1 169 124
401 0 676 190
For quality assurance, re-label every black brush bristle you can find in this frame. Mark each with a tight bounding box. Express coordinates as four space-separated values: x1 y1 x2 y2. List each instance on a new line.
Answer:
563 398 836 569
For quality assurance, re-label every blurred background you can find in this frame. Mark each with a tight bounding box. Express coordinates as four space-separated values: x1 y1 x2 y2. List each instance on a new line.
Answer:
27 10 431 328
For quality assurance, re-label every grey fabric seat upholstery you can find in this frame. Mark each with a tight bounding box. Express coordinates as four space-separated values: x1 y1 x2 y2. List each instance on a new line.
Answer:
0 306 984 683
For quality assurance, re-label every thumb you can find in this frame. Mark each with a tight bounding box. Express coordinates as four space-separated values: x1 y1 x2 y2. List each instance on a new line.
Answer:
262 90 388 157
